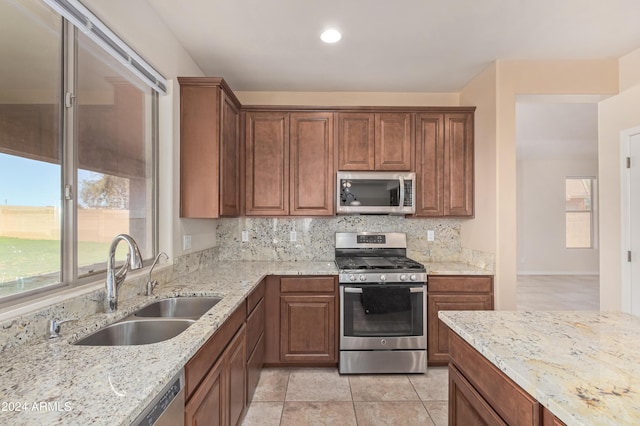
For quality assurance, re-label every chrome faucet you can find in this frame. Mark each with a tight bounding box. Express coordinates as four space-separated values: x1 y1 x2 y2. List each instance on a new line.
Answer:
48 318 78 339
146 251 169 296
106 234 143 313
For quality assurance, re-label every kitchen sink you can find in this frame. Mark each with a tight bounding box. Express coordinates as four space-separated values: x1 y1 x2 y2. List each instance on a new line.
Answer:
133 297 222 319
74 319 195 346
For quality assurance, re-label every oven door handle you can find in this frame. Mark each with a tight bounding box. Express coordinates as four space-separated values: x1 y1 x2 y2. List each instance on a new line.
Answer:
343 287 424 294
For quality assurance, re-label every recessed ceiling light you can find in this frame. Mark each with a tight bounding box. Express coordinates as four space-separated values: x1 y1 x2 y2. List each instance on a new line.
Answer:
320 28 342 44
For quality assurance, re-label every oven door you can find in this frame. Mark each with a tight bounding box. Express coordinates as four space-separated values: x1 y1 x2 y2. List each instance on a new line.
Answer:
340 284 426 350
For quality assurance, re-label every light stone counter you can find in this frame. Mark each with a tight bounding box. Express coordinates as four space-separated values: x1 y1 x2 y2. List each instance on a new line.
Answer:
439 310 640 426
0 261 335 426
422 261 491 276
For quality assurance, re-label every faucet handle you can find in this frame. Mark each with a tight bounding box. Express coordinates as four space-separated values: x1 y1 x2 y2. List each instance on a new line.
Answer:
49 318 78 339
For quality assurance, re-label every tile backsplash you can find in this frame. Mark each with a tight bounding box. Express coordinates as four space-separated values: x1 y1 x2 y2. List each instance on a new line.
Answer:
215 216 494 269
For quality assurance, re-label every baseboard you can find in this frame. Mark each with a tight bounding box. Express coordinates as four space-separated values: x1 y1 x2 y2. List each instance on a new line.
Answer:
517 271 599 276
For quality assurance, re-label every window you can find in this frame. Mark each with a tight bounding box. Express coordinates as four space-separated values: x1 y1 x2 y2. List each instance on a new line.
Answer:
565 177 596 249
0 0 161 302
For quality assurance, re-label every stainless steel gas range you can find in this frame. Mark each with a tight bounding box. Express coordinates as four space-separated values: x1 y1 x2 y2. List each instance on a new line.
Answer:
335 232 427 374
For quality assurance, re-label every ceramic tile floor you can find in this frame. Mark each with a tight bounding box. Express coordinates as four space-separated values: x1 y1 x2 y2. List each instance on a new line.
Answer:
241 367 449 426
517 274 600 311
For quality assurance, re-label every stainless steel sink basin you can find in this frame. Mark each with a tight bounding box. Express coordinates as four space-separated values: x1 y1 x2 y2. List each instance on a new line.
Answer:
133 297 221 319
74 319 195 346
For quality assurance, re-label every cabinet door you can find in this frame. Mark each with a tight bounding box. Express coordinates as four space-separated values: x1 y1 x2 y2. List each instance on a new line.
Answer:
444 112 474 216
290 112 334 215
415 113 444 216
179 84 220 218
375 112 412 171
227 325 246 426
449 364 507 426
245 111 289 215
280 294 336 363
337 112 374 170
219 91 241 217
185 354 226 426
428 294 493 365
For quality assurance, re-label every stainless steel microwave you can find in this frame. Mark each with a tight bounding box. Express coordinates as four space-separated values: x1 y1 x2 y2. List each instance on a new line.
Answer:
336 171 416 215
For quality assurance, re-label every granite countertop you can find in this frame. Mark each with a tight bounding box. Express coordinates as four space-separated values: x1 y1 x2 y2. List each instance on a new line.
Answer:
0 259 489 425
0 261 335 426
439 310 640 426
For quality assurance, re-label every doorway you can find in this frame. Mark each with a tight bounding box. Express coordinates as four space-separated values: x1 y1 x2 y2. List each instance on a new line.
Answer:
516 95 600 310
621 126 640 315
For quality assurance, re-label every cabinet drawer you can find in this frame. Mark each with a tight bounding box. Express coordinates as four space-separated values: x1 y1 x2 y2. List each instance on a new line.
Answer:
280 276 335 293
185 302 246 400
449 331 540 425
247 279 265 314
428 276 493 293
246 298 265 357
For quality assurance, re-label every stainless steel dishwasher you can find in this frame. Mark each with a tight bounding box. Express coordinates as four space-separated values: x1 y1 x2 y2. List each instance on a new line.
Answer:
132 369 184 426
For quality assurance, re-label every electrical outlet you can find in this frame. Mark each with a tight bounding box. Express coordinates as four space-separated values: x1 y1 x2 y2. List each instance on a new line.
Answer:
183 235 192 250
290 230 297 242
427 230 435 242
241 230 249 242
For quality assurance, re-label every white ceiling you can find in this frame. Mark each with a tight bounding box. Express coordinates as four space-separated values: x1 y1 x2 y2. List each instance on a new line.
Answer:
148 0 640 92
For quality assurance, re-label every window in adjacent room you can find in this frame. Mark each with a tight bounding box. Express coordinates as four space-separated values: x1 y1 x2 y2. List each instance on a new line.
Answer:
565 177 596 249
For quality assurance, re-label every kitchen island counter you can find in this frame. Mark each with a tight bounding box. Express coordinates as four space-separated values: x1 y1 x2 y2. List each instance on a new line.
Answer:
0 261 335 426
439 310 640 425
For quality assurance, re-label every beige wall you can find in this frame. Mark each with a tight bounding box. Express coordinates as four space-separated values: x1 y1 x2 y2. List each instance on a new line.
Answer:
459 60 618 309
599 47 640 310
517 158 599 274
235 91 459 106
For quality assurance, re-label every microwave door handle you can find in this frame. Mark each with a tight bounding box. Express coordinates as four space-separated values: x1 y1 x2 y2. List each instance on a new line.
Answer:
398 177 405 208
344 287 363 293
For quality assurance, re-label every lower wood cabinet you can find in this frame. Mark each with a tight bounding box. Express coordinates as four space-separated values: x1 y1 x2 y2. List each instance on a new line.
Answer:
246 279 265 404
427 275 493 365
264 275 339 366
184 301 247 426
448 331 566 426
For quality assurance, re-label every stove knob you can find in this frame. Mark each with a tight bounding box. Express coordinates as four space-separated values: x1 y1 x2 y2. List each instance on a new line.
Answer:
358 274 366 282
349 274 356 282
379 274 386 282
410 274 417 281
399 274 407 281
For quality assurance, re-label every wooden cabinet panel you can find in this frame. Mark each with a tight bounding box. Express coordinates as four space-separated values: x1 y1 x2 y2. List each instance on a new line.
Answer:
263 276 281 365
428 294 493 364
245 111 289 215
185 303 246 400
220 91 241 216
375 112 412 171
415 113 444 216
185 354 226 426
542 407 567 426
449 363 507 426
246 332 264 405
427 275 493 365
290 112 334 215
246 298 264 357
178 77 241 218
444 112 474 216
337 113 375 170
449 331 540 425
227 325 246 426
280 276 336 293
280 294 336 362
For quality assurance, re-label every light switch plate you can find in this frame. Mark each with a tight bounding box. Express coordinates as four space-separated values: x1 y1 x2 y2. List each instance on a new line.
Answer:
183 235 192 250
241 231 249 242
290 230 297 242
427 230 435 241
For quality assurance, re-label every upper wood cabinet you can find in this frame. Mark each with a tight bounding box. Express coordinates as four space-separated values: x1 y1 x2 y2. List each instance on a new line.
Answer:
245 111 290 216
338 112 412 171
415 110 474 217
178 77 241 218
245 110 334 216
290 112 334 215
